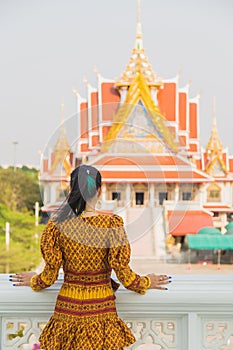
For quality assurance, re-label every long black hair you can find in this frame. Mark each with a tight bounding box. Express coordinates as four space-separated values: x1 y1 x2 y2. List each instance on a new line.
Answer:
54 165 102 223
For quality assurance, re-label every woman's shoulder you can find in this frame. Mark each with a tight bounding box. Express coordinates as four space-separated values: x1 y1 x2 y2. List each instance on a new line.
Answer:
99 213 124 227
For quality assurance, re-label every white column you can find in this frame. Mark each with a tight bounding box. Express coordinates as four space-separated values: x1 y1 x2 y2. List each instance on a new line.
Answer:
149 184 155 207
200 183 208 205
51 183 57 204
126 184 131 207
200 189 205 206
102 184 107 201
175 184 179 202
43 184 50 205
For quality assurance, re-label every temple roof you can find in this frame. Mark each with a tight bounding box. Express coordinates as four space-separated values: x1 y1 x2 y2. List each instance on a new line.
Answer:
115 0 161 89
90 153 212 183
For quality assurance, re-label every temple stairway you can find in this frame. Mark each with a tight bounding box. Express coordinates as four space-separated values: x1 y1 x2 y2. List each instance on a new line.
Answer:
123 207 166 258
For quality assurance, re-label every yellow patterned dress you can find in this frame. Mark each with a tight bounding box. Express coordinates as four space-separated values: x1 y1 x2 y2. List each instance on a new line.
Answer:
30 214 150 350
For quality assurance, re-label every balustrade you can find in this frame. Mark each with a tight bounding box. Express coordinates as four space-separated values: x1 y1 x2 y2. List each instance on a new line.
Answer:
0 274 233 350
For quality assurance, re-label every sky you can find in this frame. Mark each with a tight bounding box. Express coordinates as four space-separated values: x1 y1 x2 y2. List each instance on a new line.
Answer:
0 0 233 167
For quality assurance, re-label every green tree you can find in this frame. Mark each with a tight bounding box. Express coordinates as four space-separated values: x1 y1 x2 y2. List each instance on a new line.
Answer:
0 167 45 273
0 167 42 212
0 203 44 273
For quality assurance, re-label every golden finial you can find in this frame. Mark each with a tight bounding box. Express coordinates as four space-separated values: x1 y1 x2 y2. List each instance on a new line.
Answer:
213 96 217 127
72 87 82 99
198 88 203 97
177 67 183 82
93 65 99 74
137 0 141 30
115 0 160 88
52 98 70 154
206 96 223 152
135 0 143 49
61 97 65 125
72 87 77 94
83 75 88 85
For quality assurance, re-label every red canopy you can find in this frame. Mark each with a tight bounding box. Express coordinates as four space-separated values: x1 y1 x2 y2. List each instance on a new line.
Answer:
167 210 213 236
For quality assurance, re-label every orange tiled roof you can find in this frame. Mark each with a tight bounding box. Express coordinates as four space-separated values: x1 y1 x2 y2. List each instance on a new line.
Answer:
92 154 189 167
91 154 212 183
99 170 211 183
203 205 233 212
167 210 213 236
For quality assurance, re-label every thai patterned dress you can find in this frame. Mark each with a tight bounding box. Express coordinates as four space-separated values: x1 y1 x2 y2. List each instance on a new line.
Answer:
30 214 151 350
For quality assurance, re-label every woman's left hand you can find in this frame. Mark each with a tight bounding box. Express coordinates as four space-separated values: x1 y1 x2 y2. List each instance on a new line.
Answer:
9 272 37 287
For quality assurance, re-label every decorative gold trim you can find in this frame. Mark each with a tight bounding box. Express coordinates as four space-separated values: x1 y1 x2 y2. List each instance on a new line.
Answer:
102 72 178 153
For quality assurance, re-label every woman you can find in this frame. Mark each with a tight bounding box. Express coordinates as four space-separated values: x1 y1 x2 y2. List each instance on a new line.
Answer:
10 165 171 349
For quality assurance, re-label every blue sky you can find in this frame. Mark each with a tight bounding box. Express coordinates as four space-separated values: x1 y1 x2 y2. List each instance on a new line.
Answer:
0 0 233 166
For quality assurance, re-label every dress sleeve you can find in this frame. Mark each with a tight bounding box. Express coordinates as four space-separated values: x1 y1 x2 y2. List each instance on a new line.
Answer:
30 220 62 291
108 214 150 295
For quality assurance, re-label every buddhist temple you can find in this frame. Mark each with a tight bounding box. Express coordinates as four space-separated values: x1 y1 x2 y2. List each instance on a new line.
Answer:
39 1 233 258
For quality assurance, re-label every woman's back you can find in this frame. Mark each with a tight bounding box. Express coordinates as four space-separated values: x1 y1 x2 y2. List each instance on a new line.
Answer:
30 213 139 349
58 214 118 273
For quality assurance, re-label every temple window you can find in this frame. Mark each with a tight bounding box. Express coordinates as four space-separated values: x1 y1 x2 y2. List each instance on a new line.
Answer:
182 192 192 201
207 183 221 202
179 184 193 201
112 192 121 201
136 192 144 205
133 184 148 206
159 192 168 205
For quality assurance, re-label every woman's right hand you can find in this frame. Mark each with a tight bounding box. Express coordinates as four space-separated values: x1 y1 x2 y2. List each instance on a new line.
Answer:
147 273 172 290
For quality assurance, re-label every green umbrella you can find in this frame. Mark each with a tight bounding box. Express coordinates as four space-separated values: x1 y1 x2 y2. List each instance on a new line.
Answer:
197 227 221 235
187 234 233 250
224 221 233 235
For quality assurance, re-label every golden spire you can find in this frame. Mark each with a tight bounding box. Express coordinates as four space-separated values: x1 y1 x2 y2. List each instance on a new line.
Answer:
205 97 226 175
115 0 161 89
54 98 70 153
50 99 72 176
135 0 143 50
206 97 223 152
61 96 65 125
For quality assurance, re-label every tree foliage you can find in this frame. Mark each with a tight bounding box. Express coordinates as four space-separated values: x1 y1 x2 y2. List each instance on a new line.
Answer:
0 203 44 273
0 167 42 212
0 167 44 273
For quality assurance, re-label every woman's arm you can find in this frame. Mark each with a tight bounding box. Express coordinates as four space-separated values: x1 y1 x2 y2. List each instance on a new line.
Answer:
10 220 62 291
108 215 171 294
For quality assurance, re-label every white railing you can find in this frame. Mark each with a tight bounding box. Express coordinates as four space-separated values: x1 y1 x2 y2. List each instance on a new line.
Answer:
0 274 233 350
